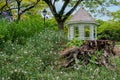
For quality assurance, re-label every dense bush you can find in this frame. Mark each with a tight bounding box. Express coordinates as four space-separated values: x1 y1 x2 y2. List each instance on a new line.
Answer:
0 15 58 48
0 30 67 79
97 20 120 41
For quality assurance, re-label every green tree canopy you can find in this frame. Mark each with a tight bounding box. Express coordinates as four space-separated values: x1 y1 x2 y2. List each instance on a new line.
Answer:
111 10 120 21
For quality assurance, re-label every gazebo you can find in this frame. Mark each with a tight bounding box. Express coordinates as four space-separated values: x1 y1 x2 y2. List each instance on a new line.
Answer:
67 7 98 40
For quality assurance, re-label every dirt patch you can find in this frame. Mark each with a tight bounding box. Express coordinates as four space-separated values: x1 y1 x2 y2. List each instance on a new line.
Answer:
114 46 120 55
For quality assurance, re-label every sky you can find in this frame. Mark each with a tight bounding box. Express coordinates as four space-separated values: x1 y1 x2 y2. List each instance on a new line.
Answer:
96 5 120 20
55 0 120 21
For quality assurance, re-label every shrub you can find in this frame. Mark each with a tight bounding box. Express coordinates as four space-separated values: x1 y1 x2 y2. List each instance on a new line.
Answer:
66 38 84 47
0 30 67 79
97 21 120 41
0 15 58 49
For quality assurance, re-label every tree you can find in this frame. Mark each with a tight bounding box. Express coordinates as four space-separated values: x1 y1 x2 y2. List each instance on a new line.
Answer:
15 0 41 21
97 20 120 41
111 10 120 21
43 0 82 30
0 0 41 21
43 0 120 30
0 0 11 13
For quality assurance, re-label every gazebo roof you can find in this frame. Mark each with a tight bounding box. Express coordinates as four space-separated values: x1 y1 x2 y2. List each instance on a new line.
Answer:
67 7 97 24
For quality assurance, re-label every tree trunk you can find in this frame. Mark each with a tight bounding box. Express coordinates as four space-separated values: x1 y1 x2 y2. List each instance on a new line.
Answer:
16 0 21 21
56 20 64 30
17 13 21 21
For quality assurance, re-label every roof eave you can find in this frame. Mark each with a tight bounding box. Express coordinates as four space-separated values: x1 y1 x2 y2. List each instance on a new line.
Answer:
66 21 99 25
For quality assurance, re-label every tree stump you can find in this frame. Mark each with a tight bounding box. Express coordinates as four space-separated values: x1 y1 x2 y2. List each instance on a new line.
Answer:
60 40 116 68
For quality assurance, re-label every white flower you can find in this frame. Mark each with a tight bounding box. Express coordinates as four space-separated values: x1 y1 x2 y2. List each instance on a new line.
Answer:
60 71 63 74
12 47 15 50
24 51 28 54
91 76 94 79
68 78 72 80
7 77 10 79
14 69 17 72
24 61 28 63
113 78 115 80
56 76 59 79
24 71 27 74
90 68 92 71
16 56 19 59
2 77 4 80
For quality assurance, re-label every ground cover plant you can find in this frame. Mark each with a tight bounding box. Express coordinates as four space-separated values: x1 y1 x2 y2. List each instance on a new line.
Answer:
0 16 120 80
0 29 120 79
0 29 67 79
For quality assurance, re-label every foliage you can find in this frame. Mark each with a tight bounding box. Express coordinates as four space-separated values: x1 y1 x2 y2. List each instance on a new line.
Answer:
111 10 120 21
1 0 120 29
0 0 45 21
96 19 104 26
0 15 58 48
116 42 120 45
66 38 84 47
97 20 120 41
1 30 120 79
0 29 67 79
